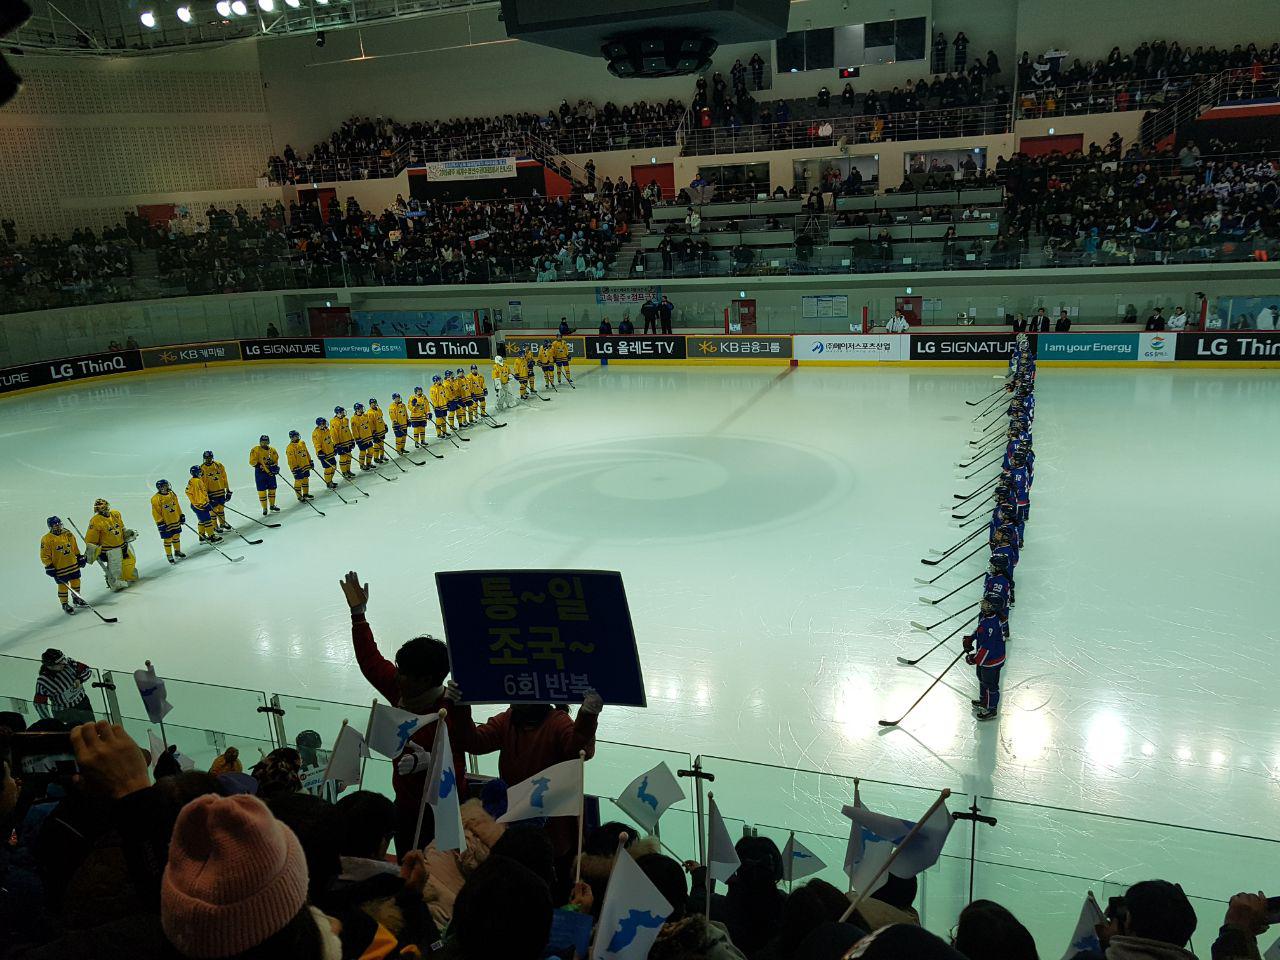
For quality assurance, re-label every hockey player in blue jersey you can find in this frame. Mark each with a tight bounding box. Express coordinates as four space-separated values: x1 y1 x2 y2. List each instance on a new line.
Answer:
989 527 1019 574
983 554 1014 610
964 595 1007 721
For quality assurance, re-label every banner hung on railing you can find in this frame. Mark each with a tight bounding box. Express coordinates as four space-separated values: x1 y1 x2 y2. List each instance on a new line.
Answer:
141 341 241 369
687 335 793 359
419 158 517 181
595 285 662 305
502 336 587 359
0 349 143 395
435 569 646 707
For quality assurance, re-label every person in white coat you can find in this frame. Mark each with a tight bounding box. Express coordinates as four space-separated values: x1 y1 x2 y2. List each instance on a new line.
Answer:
885 311 910 333
1166 306 1189 330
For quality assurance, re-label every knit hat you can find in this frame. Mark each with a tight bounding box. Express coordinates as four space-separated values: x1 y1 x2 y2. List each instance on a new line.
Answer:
161 793 308 958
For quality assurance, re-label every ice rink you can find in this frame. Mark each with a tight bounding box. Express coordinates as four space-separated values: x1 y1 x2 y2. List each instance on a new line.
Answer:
2 360 1278 936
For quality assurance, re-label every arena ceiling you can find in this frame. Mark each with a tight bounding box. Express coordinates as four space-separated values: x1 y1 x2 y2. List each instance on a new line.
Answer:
9 0 492 53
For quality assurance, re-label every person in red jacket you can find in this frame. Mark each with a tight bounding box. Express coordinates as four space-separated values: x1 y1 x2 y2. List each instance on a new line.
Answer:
340 570 466 859
452 692 602 861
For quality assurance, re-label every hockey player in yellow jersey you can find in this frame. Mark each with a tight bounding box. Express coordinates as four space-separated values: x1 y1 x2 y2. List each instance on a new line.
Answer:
457 368 474 425
428 375 450 438
285 430 315 501
537 340 555 389
200 451 233 532
408 387 430 447
313 417 338 489
466 364 486 422
186 466 223 543
388 393 410 454
552 333 572 384
367 398 389 463
150 479 185 564
512 350 531 399
445 370 464 431
41 516 86 614
351 402 374 471
330 406 356 479
492 355 514 410
85 498 137 591
524 344 542 394
249 435 282 515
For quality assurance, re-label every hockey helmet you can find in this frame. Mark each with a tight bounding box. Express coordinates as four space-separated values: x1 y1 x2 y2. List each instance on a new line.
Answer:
981 592 1004 610
470 364 478 372
392 392 402 400
47 516 62 529
203 450 214 461
989 553 1010 572
368 398 378 406
495 356 504 365
334 405 345 415
353 402 365 412
94 498 110 514
415 385 425 392
288 430 300 440
156 479 170 491
542 339 551 347
431 375 441 384
316 416 328 427
189 465 201 477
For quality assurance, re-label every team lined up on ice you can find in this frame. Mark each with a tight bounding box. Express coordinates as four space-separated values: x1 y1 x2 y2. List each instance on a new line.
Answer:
962 334 1034 721
37 337 577 616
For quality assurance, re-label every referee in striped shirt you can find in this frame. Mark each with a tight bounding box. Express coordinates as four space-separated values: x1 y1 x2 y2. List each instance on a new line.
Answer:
34 648 95 724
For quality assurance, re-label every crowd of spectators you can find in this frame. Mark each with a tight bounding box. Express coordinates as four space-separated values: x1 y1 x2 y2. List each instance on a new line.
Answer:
1015 38 1280 117
0 223 138 313
3 584 1276 960
266 99 686 185
997 136 1280 263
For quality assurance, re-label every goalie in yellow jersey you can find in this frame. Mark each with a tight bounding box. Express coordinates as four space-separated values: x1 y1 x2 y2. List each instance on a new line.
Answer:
286 430 315 501
84 499 138 590
187 466 223 543
492 355 515 410
41 516 86 615
388 392 410 454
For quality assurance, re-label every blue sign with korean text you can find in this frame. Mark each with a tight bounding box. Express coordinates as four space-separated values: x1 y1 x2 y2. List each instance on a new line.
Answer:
435 569 647 707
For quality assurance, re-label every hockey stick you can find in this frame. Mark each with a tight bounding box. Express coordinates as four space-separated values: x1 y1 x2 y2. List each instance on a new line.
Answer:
182 521 244 562
958 436 1004 466
225 504 281 529
923 525 983 562
879 649 968 727
388 445 427 467
918 570 984 605
965 386 1004 406
564 377 576 389
915 542 985 584
380 446 409 472
957 452 1003 479
337 468 370 498
955 476 999 502
222 522 265 544
296 492 327 516
972 398 1004 422
412 434 445 460
481 413 509 428
953 492 995 520
65 584 117 624
895 634 951 666
909 600 979 634
443 432 463 449
952 509 989 529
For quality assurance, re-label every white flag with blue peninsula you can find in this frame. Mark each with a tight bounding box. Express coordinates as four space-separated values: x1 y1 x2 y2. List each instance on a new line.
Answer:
782 832 825 882
499 757 583 823
591 844 673 959
365 700 437 760
1059 891 1105 960
615 762 685 832
427 717 464 851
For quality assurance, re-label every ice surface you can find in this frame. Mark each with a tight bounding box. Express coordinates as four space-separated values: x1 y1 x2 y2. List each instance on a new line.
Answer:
2 362 1278 946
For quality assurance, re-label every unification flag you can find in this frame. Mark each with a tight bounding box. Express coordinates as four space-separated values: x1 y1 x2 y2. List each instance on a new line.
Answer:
499 757 583 823
322 722 367 795
781 832 826 883
427 718 464 851
1059 891 1105 960
890 796 953 877
133 662 173 724
841 801 897 897
591 844 673 960
615 762 685 833
706 795 740 883
366 700 437 760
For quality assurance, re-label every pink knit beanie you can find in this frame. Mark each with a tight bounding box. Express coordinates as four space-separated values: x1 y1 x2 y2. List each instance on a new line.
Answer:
161 793 309 958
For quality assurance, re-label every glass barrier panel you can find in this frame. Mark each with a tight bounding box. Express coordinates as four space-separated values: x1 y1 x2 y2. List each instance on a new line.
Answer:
109 668 273 743
119 715 274 774
979 797 1280 905
360 755 397 804
1 653 111 724
275 693 370 760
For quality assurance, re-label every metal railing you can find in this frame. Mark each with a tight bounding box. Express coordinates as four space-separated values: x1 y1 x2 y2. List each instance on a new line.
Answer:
1142 64 1280 145
679 103 1014 157
1014 73 1202 120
